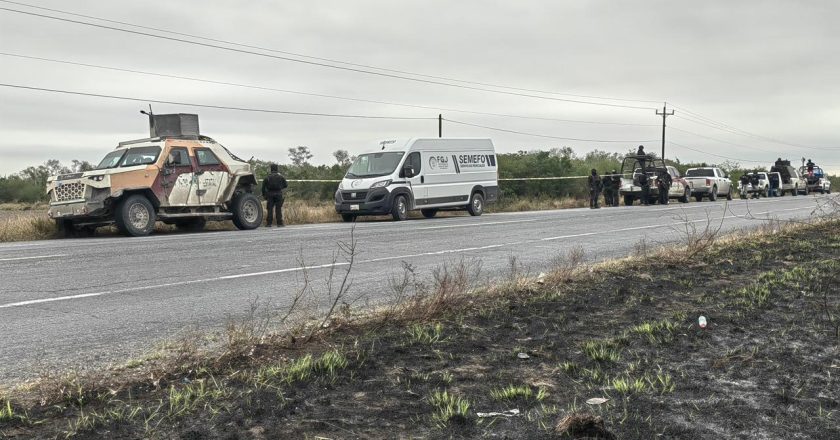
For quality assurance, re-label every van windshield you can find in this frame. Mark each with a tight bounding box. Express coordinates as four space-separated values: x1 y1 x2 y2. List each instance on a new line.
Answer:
345 152 405 178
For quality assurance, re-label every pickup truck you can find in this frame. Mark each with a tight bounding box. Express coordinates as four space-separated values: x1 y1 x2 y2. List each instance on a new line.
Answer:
799 165 831 194
684 167 733 201
738 172 769 198
618 155 692 205
770 160 806 196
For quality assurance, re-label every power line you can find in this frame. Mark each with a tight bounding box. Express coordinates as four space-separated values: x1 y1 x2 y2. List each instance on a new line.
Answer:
668 126 781 155
0 83 437 120
0 6 658 111
0 52 657 127
669 103 835 151
667 140 766 164
0 0 662 105
444 118 657 143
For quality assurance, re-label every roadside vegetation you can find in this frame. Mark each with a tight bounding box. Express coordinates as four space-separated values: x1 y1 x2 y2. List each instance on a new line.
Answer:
1 214 838 438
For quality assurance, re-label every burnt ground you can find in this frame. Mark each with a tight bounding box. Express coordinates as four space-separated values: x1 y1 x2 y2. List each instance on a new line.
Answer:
2 220 840 439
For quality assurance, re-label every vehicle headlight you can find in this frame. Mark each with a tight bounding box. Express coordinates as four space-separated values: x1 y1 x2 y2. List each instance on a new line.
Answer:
370 179 392 189
89 175 106 182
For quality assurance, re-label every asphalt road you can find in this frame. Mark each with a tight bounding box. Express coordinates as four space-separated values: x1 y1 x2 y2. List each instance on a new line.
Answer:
0 195 831 384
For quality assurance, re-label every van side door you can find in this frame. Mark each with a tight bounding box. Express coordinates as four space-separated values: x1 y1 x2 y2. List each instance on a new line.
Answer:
400 151 426 207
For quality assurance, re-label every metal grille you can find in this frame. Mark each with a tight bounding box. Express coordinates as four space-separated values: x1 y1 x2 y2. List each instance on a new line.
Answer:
341 191 367 202
54 182 85 202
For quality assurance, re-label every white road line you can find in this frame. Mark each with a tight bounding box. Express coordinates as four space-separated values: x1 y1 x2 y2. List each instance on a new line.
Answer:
417 218 546 230
0 202 816 310
0 243 509 309
0 254 66 262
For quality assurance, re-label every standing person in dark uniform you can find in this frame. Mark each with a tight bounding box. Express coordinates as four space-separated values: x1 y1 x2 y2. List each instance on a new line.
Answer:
769 172 780 197
656 170 671 205
601 172 614 207
588 169 602 209
806 159 815 176
261 163 288 227
638 171 651 205
610 169 621 206
749 171 761 199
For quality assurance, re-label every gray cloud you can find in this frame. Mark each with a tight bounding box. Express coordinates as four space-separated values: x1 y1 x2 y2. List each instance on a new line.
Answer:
1 0 838 175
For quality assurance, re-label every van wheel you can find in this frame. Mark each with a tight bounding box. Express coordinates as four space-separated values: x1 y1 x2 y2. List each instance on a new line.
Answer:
341 214 356 223
421 208 438 218
175 218 207 232
231 193 264 230
467 193 484 216
116 194 156 237
391 195 408 221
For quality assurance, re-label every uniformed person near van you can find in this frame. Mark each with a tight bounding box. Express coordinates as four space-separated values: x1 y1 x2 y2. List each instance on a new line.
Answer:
588 169 602 209
609 170 621 206
262 163 288 227
638 171 651 205
655 170 671 205
601 172 614 207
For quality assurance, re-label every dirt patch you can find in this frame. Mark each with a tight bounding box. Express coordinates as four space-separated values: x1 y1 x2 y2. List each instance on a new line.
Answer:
2 221 840 439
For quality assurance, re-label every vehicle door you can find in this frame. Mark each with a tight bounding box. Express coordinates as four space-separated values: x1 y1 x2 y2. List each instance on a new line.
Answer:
716 169 730 193
161 146 194 206
189 148 230 205
667 167 682 197
400 151 426 207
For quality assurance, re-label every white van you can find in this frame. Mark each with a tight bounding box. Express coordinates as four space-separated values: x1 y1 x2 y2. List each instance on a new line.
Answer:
334 138 499 221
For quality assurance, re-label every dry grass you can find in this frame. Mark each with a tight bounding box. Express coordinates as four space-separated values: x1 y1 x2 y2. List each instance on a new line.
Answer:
490 196 587 212
0 215 56 242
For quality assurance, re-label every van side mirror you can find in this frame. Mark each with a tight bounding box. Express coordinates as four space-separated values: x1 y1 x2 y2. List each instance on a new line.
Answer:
403 164 415 178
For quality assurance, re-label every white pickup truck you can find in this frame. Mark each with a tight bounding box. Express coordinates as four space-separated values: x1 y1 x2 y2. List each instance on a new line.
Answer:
685 167 733 202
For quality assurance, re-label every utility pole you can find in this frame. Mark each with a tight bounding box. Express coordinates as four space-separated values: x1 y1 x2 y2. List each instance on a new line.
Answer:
438 114 443 138
656 103 674 161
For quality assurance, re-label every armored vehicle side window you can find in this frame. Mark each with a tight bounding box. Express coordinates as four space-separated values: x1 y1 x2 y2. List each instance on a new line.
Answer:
195 149 221 166
120 146 161 167
167 148 190 167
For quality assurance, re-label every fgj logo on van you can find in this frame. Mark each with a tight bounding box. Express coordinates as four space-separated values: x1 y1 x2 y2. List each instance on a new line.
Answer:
428 155 449 170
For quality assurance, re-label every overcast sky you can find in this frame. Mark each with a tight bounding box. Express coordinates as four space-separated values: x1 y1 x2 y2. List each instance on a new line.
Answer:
1 0 838 175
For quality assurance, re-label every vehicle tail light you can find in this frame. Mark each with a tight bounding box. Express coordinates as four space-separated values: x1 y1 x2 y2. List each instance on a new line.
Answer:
706 179 712 186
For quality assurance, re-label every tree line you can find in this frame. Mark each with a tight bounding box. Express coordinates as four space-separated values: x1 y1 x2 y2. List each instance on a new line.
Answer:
2 146 837 204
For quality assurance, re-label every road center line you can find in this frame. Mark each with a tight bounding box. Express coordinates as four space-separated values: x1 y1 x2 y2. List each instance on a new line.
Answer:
0 204 812 310
0 254 66 262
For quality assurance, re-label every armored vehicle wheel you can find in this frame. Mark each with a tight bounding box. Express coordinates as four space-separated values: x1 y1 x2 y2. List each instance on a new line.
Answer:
391 194 408 221
467 192 484 216
341 214 356 222
231 193 263 230
421 208 438 218
175 218 206 232
116 194 156 237
709 186 718 202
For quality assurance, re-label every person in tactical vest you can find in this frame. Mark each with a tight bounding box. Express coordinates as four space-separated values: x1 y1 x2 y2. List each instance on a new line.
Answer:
610 170 621 206
588 169 602 209
638 171 651 205
749 171 761 199
601 172 614 207
261 163 288 227
655 170 671 205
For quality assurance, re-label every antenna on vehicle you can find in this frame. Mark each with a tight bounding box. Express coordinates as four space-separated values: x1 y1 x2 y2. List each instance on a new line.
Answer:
140 105 155 137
